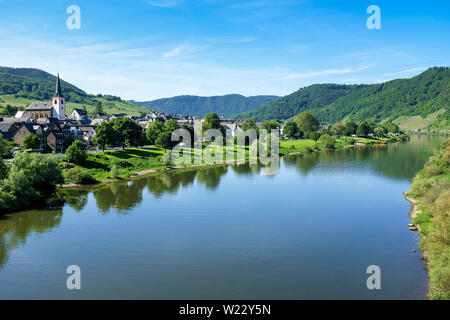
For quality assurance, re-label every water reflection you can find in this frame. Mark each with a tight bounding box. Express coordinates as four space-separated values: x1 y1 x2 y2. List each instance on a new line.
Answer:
0 209 63 268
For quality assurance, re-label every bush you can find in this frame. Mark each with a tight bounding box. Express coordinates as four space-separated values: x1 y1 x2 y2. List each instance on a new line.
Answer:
66 140 87 164
59 161 75 170
318 134 335 149
160 151 173 166
64 168 97 185
110 165 119 178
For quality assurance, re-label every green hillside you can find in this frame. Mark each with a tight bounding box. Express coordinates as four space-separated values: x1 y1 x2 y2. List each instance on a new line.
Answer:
234 84 365 121
233 67 450 131
131 94 280 117
0 67 149 116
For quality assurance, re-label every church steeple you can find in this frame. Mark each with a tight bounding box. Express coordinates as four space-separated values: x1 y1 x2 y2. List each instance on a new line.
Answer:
55 73 63 97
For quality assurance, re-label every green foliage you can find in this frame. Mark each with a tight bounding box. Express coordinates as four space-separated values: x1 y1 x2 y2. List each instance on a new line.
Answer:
93 121 116 150
318 133 335 149
64 167 97 185
374 126 388 137
160 151 173 166
241 118 258 131
146 120 164 145
330 122 346 136
109 165 119 178
356 121 373 137
23 134 41 150
235 84 364 121
308 131 322 141
294 111 319 134
155 131 173 149
164 119 180 132
66 140 87 164
134 94 280 117
283 121 300 138
112 117 143 149
382 122 400 134
261 120 279 131
409 139 450 299
94 100 104 115
203 113 222 130
345 121 358 136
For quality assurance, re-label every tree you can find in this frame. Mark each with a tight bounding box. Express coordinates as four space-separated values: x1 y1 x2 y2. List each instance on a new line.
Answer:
294 111 319 134
203 113 221 130
356 121 373 137
283 121 300 138
374 126 388 137
345 121 358 136
93 121 116 151
112 117 143 149
155 131 173 149
13 152 64 196
94 100 104 115
382 122 400 134
146 120 164 145
23 134 41 150
261 120 279 131
318 133 336 149
330 122 346 137
66 140 87 164
241 118 257 131
0 137 7 180
164 119 180 133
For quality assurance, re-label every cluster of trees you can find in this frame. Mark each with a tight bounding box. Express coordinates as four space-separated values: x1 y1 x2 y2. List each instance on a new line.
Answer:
283 110 401 140
0 104 21 117
146 119 189 149
0 151 64 214
93 117 146 150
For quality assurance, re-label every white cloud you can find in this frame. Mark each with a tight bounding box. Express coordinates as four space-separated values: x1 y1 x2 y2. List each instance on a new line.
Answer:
148 0 184 7
280 64 375 80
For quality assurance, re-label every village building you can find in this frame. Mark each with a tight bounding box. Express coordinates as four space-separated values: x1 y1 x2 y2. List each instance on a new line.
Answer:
69 108 88 121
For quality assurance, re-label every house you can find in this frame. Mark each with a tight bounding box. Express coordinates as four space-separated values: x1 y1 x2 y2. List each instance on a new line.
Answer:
90 118 106 126
13 123 40 146
0 122 18 140
69 108 88 121
79 126 96 142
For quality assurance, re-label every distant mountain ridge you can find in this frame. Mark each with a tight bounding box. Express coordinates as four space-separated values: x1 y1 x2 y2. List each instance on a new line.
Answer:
130 94 280 117
233 67 450 130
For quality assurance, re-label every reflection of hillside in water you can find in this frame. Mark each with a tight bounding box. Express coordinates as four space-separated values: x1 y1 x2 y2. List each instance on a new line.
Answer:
0 209 63 269
282 136 445 180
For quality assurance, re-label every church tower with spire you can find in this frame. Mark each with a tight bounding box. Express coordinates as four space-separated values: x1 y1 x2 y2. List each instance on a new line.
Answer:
52 73 65 120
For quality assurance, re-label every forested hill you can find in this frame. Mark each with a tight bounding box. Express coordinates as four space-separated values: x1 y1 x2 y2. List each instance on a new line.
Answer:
233 67 450 130
315 67 449 124
234 84 366 121
0 67 149 116
131 94 280 117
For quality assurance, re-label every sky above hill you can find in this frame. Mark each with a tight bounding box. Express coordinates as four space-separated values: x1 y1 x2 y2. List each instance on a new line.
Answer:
0 0 449 100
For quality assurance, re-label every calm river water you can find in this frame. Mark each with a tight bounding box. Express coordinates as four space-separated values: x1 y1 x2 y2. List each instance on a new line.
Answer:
0 135 445 299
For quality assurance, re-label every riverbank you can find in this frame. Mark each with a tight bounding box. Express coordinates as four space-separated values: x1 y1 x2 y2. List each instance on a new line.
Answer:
61 135 405 187
405 138 450 300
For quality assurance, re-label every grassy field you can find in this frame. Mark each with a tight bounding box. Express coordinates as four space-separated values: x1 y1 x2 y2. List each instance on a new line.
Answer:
407 139 450 299
0 94 150 116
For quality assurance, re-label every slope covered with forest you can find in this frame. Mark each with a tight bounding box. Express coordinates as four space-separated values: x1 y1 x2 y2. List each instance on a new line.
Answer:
131 94 280 117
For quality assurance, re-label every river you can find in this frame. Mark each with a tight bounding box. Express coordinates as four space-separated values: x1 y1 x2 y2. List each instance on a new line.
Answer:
0 135 445 299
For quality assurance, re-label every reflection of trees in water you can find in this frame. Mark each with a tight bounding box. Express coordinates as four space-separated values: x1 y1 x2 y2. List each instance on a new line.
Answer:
230 164 262 176
0 209 63 269
93 178 147 213
281 136 446 180
146 170 197 198
196 166 228 190
64 190 89 212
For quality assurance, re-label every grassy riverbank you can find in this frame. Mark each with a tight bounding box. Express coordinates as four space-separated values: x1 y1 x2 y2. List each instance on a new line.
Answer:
61 135 404 184
406 138 450 300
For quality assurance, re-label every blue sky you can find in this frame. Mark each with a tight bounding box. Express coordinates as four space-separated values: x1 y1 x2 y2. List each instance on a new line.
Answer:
0 0 449 100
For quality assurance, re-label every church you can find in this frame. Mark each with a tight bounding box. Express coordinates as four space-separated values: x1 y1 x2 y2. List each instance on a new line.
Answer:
22 74 66 121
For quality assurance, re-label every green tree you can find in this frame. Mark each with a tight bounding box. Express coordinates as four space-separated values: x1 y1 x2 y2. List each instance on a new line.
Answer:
164 119 180 132
356 121 373 137
93 121 117 151
94 100 104 115
344 121 358 136
155 131 173 149
13 152 64 197
262 120 279 131
283 121 300 138
146 120 164 145
112 117 143 149
330 122 346 137
203 113 222 130
374 126 388 137
318 133 336 149
382 122 400 134
0 137 7 179
66 140 87 164
294 111 319 134
23 134 41 150
241 118 257 131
